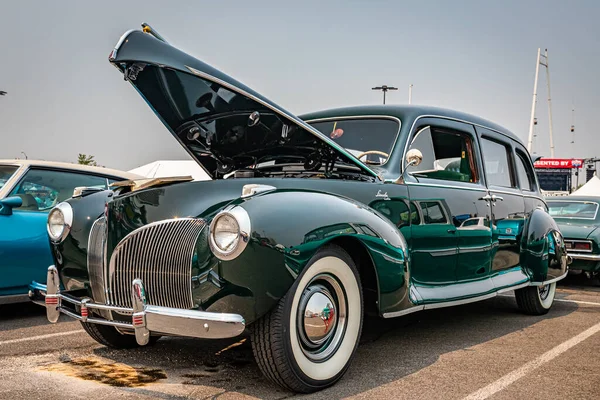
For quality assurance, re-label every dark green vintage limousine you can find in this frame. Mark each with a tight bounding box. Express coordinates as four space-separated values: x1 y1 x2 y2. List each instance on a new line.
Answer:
30 24 568 393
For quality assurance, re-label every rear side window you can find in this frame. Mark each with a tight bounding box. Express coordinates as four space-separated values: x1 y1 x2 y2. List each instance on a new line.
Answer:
481 138 513 187
515 152 535 191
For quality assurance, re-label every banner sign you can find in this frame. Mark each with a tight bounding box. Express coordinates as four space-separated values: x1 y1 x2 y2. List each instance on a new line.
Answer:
534 158 583 169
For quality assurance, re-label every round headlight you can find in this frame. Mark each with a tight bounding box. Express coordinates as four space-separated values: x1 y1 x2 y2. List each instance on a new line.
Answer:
47 202 73 243
209 206 251 260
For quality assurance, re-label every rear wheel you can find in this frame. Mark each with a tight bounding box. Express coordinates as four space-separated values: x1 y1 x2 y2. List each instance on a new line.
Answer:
81 322 160 349
515 282 556 315
251 245 363 393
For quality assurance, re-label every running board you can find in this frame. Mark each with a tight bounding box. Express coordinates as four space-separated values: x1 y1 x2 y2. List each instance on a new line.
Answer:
383 268 530 319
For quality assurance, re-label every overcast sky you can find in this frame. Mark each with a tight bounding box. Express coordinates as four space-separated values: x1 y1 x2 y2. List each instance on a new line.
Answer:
1 0 598 170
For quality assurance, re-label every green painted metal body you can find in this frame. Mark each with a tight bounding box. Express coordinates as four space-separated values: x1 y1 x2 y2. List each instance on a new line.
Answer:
40 27 569 325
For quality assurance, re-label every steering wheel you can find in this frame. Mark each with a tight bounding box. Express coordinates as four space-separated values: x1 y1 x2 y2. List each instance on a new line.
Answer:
357 150 389 165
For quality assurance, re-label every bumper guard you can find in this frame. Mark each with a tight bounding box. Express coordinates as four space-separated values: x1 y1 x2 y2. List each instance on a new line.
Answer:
40 266 245 345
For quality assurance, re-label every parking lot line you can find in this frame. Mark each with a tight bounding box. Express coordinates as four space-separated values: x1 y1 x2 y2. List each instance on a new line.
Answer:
497 294 600 307
462 320 600 400
0 330 83 346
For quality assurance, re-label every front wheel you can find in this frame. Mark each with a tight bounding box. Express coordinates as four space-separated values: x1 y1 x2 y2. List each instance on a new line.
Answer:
251 245 363 393
515 282 557 315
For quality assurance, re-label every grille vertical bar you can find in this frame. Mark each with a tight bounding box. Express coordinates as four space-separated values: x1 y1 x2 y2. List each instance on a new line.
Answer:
108 218 206 309
87 217 107 304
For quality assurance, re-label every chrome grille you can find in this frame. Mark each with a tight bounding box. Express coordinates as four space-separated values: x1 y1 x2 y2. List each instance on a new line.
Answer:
87 217 107 304
108 218 206 309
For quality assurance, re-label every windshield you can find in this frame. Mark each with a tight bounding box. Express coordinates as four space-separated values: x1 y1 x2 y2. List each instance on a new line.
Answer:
0 165 18 190
547 201 599 220
309 119 400 165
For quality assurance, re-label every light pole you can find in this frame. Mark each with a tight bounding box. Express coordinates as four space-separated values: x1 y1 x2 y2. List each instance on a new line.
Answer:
372 85 398 104
21 152 28 160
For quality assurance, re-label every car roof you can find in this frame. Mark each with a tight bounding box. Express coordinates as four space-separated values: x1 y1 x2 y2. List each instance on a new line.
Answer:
0 159 142 180
299 105 522 144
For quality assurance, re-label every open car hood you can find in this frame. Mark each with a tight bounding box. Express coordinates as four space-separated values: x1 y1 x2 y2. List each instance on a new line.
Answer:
109 26 379 181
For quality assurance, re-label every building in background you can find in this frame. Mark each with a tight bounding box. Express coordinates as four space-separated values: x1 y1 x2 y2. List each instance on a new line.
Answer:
534 158 584 196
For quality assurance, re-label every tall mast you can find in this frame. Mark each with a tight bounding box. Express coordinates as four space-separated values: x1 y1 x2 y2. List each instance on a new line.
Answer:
541 49 555 157
527 49 541 153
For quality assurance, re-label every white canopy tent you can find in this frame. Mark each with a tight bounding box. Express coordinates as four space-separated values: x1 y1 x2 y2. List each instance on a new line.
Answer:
129 160 211 181
571 175 600 197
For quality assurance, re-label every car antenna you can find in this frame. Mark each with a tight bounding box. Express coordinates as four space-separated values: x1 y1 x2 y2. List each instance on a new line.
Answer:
141 23 168 43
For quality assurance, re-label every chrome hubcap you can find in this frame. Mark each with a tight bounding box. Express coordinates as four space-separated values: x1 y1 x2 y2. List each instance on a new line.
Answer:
297 274 347 362
539 284 550 300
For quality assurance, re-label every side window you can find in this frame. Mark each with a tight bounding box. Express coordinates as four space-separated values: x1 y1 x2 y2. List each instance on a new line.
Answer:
515 151 535 191
9 169 108 212
407 126 479 183
420 201 448 224
480 138 513 188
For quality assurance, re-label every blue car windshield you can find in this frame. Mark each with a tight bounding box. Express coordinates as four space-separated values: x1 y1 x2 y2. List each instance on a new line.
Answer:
0 165 18 190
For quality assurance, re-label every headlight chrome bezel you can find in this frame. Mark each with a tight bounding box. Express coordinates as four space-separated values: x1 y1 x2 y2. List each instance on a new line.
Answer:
47 202 74 243
209 206 251 261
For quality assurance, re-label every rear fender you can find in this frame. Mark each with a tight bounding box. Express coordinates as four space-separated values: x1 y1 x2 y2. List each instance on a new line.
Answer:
521 208 568 283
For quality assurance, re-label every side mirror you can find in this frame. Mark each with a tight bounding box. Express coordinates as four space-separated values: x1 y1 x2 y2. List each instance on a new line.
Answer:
0 196 23 216
405 148 423 169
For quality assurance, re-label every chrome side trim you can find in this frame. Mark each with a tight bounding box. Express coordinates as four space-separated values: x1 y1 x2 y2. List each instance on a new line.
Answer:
567 253 600 261
382 305 424 319
184 65 381 181
403 181 488 192
423 292 497 310
530 270 569 286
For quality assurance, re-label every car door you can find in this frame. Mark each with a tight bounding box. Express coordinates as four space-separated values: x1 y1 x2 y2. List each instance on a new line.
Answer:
405 118 491 286
0 168 109 295
476 129 526 273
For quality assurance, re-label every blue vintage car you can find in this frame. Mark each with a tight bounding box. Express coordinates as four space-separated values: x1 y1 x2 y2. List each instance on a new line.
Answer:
0 160 140 304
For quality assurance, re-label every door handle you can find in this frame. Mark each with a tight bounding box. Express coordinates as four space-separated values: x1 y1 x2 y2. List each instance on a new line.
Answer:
478 194 492 201
491 195 504 202
447 228 457 234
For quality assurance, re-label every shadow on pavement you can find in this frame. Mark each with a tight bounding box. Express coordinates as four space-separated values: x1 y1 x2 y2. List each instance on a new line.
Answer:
91 295 576 399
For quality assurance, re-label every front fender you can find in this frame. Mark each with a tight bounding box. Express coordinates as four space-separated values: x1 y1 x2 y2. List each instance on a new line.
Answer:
205 190 408 323
521 208 568 283
52 190 113 293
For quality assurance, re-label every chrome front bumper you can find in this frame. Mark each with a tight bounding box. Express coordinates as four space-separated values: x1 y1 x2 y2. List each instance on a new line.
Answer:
34 266 245 345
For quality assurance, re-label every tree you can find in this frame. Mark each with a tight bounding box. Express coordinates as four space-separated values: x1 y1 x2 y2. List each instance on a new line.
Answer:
77 154 97 166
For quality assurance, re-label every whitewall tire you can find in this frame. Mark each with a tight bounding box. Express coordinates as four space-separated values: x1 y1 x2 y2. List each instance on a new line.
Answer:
250 244 363 393
515 282 556 315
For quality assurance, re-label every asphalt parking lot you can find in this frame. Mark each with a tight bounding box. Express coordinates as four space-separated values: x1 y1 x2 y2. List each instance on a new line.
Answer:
1 276 599 400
